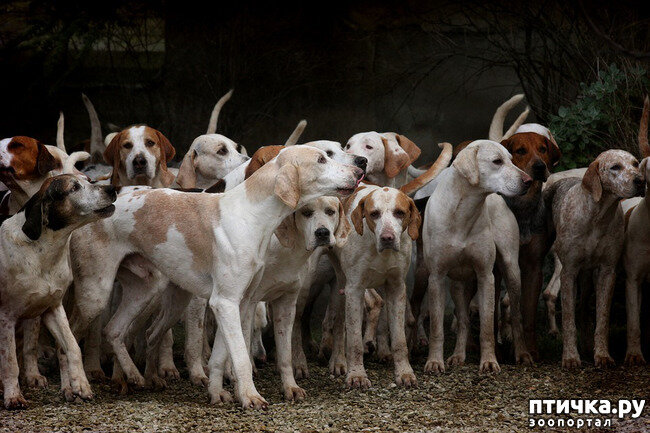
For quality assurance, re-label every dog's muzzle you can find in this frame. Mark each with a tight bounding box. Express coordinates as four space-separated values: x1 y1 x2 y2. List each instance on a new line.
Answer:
132 155 148 174
314 227 331 246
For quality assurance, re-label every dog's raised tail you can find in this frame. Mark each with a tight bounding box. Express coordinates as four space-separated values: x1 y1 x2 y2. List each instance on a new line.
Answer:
284 120 307 146
82 93 104 158
640 95 649 158
489 94 526 141
56 112 66 152
502 106 530 140
63 151 91 175
207 89 234 134
400 142 453 196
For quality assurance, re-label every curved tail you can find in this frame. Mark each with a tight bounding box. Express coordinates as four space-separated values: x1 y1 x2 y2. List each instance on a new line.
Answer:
640 95 649 158
400 142 453 196
489 94 526 141
284 120 307 146
56 112 66 152
63 151 91 175
207 89 234 134
502 106 530 140
82 93 104 157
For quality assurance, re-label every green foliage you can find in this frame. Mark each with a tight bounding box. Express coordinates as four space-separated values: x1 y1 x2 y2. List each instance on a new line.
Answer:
549 64 649 169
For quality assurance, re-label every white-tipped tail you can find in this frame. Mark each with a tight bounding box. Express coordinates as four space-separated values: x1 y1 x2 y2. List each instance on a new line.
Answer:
400 142 453 196
63 151 90 174
502 106 530 140
207 89 234 134
56 112 66 152
284 120 307 146
82 93 104 156
639 95 649 158
489 94 525 141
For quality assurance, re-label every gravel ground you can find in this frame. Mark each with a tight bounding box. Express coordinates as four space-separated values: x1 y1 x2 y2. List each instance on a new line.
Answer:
2 356 648 433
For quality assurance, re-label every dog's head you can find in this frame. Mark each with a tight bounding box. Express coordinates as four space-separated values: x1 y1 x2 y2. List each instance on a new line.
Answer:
453 140 532 197
176 134 249 188
275 196 351 250
501 125 561 181
103 126 175 185
582 149 644 202
345 132 420 179
20 174 117 240
268 146 365 209
350 187 420 252
0 136 59 183
304 140 367 171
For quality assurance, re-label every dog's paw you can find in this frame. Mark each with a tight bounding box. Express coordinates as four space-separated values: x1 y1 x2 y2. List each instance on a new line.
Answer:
624 352 646 367
395 372 417 388
346 372 371 389
516 351 534 366
479 358 501 374
4 394 28 410
284 386 307 402
209 389 233 405
111 376 130 395
68 377 93 402
239 392 269 410
86 369 108 383
146 375 167 391
446 354 465 367
562 355 581 369
594 354 615 369
158 365 180 381
294 364 309 380
24 372 48 388
424 359 445 374
329 358 347 376
189 372 209 388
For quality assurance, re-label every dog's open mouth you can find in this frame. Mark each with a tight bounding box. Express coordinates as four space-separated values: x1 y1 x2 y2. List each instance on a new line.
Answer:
94 204 116 216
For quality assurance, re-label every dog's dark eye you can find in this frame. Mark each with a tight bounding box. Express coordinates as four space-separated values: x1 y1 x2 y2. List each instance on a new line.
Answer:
366 145 373 150
515 148 527 155
123 142 133 149
145 139 155 147
325 208 335 216
345 144 350 149
538 146 547 154
610 164 621 171
218 147 228 155
326 150 333 157
71 183 80 192
493 159 503 165
302 209 314 218
7 141 22 149
633 161 639 168
318 155 326 164
369 210 380 219
393 210 405 218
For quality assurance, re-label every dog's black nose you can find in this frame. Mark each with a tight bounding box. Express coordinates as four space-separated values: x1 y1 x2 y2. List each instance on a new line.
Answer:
532 160 546 172
380 233 395 244
132 155 147 170
104 184 118 199
315 227 330 240
354 156 367 171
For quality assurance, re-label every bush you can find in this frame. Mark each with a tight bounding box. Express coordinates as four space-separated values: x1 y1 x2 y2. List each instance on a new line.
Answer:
549 64 649 169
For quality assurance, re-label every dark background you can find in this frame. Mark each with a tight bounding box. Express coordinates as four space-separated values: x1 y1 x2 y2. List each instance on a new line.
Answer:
0 0 648 163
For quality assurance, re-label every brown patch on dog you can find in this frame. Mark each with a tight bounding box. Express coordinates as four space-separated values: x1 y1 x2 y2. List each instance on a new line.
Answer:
0 137 59 182
394 191 421 240
129 190 219 272
501 132 561 179
582 160 602 202
342 185 366 216
382 138 410 178
245 145 283 179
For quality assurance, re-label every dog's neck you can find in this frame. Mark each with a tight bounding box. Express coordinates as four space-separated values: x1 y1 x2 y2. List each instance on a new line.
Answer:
503 180 545 244
577 185 621 223
437 167 491 234
3 176 51 213
5 213 77 266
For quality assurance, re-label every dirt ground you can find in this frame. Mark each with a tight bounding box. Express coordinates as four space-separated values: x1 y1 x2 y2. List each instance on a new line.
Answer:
2 354 648 433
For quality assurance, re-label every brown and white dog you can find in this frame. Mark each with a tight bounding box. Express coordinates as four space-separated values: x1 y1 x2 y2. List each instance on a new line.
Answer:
0 174 116 409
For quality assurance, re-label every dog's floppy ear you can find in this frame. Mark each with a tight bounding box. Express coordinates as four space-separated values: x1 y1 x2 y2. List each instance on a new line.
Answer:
245 146 282 179
274 213 299 248
395 135 421 165
176 149 197 189
406 196 421 241
500 137 514 153
350 196 367 236
21 189 49 240
382 137 410 178
104 131 124 186
274 163 300 208
36 142 59 176
155 130 176 166
582 159 602 202
452 145 480 185
640 157 649 184
547 133 562 167
334 199 352 247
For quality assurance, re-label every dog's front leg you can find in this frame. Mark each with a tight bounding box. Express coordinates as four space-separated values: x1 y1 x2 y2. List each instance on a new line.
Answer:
271 292 306 401
500 255 533 365
185 296 210 386
560 267 581 368
0 314 26 409
424 274 446 373
344 283 370 389
21 317 48 388
476 270 500 373
385 280 417 387
207 327 233 404
209 290 268 409
41 304 93 402
594 266 616 368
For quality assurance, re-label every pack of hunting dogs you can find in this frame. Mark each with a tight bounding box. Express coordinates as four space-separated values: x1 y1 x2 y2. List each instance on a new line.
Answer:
1 90 649 411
